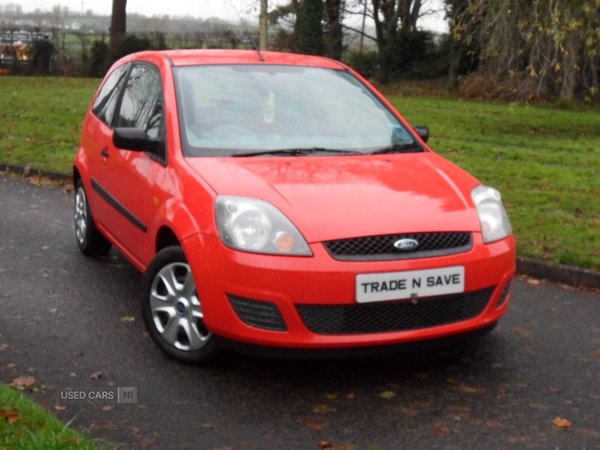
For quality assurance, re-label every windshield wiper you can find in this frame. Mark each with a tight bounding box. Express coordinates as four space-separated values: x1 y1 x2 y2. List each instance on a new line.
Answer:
370 143 424 155
233 147 362 157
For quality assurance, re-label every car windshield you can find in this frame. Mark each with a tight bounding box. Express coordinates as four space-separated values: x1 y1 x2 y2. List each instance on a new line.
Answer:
174 64 419 157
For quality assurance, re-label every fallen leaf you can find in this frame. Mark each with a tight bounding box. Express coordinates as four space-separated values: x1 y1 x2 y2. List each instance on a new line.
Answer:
527 278 540 285
0 344 9 351
90 371 102 380
73 352 84 358
55 405 67 411
550 387 562 393
459 385 484 394
313 404 332 414
346 392 355 399
102 405 114 411
305 420 324 430
202 423 213 429
0 406 19 424
326 393 338 399
13 376 36 388
120 316 135 322
70 372 78 378
487 420 504 428
379 391 396 399
432 427 446 436
552 417 571 428
318 441 334 449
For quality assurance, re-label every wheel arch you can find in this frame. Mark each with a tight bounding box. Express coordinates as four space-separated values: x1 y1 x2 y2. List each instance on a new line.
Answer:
73 166 82 186
155 226 181 253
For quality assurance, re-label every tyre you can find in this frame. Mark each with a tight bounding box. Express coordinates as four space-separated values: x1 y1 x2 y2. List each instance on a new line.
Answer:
74 179 112 256
141 246 218 364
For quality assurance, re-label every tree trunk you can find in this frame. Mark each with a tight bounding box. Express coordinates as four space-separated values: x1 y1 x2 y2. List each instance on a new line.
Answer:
399 0 421 31
259 0 268 51
560 35 578 100
325 0 343 60
109 0 127 64
447 39 461 91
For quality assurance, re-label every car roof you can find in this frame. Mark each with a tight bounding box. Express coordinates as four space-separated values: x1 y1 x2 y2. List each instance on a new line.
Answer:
139 49 347 70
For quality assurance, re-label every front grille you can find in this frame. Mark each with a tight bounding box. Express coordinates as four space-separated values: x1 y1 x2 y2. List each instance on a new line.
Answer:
296 287 494 335
228 295 287 331
323 232 472 261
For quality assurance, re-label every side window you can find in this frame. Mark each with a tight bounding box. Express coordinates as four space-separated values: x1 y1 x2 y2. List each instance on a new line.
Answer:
114 63 166 162
115 64 164 140
92 64 129 126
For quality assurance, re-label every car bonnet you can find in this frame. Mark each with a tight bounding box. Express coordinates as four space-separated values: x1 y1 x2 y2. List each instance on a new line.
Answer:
184 153 482 243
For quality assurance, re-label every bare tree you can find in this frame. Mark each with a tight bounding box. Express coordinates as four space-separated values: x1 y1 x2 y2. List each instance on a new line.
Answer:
368 0 426 81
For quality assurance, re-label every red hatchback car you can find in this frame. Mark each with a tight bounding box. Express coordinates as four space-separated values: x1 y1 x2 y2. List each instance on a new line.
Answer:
73 49 516 364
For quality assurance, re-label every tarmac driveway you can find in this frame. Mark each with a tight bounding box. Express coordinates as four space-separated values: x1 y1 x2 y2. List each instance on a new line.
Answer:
0 172 599 450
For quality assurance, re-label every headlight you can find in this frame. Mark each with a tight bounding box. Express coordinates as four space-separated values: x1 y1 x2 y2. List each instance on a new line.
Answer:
215 196 312 256
471 185 512 244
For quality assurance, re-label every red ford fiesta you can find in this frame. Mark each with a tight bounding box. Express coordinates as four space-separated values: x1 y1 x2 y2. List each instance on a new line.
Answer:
73 49 516 364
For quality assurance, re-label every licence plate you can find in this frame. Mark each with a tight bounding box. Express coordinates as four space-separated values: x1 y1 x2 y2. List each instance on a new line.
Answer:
356 266 465 303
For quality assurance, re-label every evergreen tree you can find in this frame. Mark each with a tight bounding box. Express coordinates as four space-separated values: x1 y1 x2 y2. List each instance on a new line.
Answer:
294 0 325 56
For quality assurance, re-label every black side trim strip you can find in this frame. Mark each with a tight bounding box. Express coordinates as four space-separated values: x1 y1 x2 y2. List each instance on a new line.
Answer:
91 178 147 233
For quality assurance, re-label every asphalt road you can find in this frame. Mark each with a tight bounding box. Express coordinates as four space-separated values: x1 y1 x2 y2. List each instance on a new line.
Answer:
1 172 599 450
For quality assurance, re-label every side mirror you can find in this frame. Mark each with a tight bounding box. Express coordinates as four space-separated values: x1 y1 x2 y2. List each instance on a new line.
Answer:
113 127 162 153
413 125 430 144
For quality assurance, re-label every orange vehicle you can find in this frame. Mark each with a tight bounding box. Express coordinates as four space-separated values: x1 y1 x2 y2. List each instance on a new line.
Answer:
73 50 516 364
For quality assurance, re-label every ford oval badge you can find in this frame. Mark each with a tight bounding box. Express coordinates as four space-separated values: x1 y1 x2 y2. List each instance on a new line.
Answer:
394 238 419 251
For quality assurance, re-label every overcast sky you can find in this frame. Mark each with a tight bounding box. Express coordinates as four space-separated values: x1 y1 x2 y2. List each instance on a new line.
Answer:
0 0 448 32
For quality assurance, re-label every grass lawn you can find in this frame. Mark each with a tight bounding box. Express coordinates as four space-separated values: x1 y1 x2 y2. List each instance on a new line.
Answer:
0 383 113 449
386 89 599 270
0 76 100 173
0 76 598 270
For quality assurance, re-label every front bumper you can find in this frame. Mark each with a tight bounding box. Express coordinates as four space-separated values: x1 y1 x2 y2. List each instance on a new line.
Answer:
183 233 516 350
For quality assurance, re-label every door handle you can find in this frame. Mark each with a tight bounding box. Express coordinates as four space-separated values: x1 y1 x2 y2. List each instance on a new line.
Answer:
100 148 109 158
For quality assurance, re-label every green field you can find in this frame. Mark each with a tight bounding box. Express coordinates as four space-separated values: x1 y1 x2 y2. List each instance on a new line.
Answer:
0 76 598 270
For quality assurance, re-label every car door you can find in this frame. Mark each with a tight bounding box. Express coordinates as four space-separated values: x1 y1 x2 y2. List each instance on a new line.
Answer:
89 62 167 267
